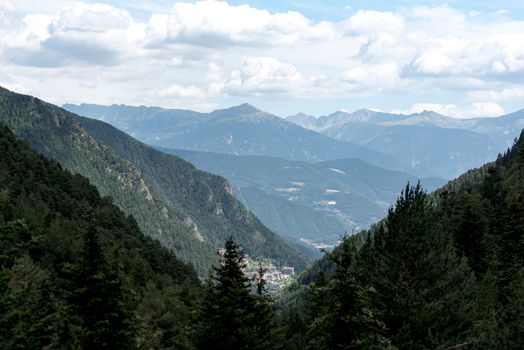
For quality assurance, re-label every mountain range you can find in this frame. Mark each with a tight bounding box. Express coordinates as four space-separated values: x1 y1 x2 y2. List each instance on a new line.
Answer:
287 108 524 178
63 103 398 170
0 86 308 275
65 103 524 180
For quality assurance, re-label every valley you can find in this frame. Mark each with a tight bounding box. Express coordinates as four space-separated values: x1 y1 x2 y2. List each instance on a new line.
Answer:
65 101 524 250
0 87 308 276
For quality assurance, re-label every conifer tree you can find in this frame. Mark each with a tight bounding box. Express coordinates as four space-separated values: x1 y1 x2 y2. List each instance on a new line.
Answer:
194 236 275 350
447 192 489 276
71 224 136 349
307 240 391 350
359 183 477 349
0 256 78 349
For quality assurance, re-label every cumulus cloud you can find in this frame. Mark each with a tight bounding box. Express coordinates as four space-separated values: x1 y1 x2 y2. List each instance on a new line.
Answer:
0 0 14 11
343 9 405 35
3 2 145 67
224 57 308 96
467 87 524 102
162 0 335 47
399 7 524 81
158 84 207 99
342 63 400 90
393 102 505 118
0 1 523 115
406 35 524 78
0 0 15 25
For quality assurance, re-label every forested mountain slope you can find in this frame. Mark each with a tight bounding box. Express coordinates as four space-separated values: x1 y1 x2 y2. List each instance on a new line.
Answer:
277 129 524 349
0 87 308 275
0 124 201 348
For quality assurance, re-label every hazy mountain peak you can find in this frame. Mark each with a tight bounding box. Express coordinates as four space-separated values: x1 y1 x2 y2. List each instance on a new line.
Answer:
351 108 379 118
412 110 445 118
353 108 373 113
326 110 350 118
213 103 260 115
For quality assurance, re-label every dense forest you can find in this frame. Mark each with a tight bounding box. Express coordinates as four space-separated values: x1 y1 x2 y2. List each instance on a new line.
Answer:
0 124 201 347
1 121 523 348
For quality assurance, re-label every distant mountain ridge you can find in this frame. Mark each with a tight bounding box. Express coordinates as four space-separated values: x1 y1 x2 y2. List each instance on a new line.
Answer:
65 103 524 179
64 103 399 170
288 108 524 133
287 108 523 178
0 86 308 275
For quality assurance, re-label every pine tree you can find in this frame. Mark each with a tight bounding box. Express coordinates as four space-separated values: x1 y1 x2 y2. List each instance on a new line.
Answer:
71 223 136 349
448 192 489 276
307 240 391 350
194 236 274 350
359 183 477 349
0 256 79 349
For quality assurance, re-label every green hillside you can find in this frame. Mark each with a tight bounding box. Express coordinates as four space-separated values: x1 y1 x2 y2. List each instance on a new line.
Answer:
0 123 200 348
0 87 308 275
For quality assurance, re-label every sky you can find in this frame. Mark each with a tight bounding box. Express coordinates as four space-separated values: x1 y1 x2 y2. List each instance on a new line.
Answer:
1 1 524 118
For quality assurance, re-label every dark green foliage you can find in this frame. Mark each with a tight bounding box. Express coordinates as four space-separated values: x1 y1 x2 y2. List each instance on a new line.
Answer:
70 224 136 348
0 123 200 348
358 184 477 349
306 240 390 349
194 237 275 350
0 256 77 349
442 190 489 276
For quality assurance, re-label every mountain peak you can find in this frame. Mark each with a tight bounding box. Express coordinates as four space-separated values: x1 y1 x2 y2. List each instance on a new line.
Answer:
353 108 377 114
214 103 261 115
412 110 446 118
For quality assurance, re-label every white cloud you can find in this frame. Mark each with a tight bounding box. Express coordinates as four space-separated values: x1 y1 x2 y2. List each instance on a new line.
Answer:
3 2 146 67
0 1 523 115
342 63 400 90
409 5 467 33
0 0 15 25
145 14 168 45
342 67 368 84
158 84 207 99
467 87 524 102
343 9 405 34
224 57 307 96
162 0 335 47
393 102 505 118
407 34 524 78
51 3 132 32
0 0 14 11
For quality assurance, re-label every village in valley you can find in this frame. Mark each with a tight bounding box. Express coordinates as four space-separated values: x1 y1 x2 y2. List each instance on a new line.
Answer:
246 259 296 294
218 248 296 294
